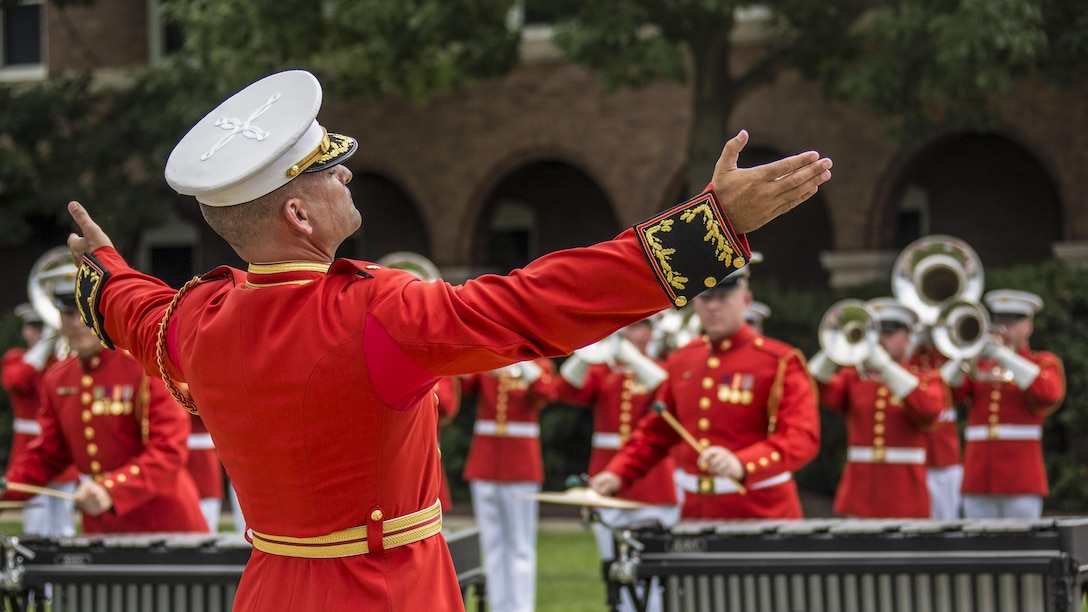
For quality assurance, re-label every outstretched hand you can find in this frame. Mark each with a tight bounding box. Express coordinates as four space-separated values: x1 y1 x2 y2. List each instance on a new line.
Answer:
710 130 833 234
66 201 115 262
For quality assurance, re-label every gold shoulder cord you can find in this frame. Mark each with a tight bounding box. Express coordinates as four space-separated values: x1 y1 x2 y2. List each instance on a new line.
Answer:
156 276 204 415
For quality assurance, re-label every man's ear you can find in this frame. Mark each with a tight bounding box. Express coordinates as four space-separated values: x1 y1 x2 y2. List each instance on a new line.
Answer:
283 197 314 236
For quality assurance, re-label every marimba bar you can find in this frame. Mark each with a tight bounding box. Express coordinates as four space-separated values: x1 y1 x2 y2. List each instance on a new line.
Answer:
612 518 1088 612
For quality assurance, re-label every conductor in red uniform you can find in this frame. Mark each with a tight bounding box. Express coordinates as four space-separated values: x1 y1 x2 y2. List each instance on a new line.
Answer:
809 298 945 518
62 69 831 611
591 271 821 519
3 271 206 533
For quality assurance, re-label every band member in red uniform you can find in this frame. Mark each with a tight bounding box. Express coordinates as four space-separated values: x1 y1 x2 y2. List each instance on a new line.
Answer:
591 272 821 519
744 301 771 335
909 340 962 519
3 275 206 533
63 70 830 611
1 304 78 536
187 407 223 532
434 376 461 512
556 319 677 612
462 359 555 612
945 290 1065 519
808 298 945 518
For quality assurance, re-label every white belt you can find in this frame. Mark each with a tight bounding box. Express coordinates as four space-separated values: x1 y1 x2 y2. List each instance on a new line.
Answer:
592 432 622 450
675 470 792 495
965 424 1042 441
474 420 540 438
12 418 41 436
938 407 957 423
188 433 215 450
847 446 926 465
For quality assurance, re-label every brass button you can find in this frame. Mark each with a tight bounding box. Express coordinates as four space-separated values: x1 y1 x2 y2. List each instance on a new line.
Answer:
873 424 885 435
745 462 756 473
989 403 1000 412
875 399 887 409
84 427 94 440
81 375 93 388
87 443 98 456
81 392 93 405
90 461 101 473
117 474 127 483
370 509 383 521
990 390 1001 400
675 296 687 307
719 340 731 351
873 437 884 447
874 412 885 422
81 410 92 423
770 451 781 462
698 418 710 431
707 356 721 369
698 438 710 449
619 413 631 423
877 387 889 397
759 457 769 467
619 424 631 435
702 377 715 390
754 338 763 346
699 397 711 410
130 465 140 475
103 480 114 489
988 414 999 424
704 277 717 288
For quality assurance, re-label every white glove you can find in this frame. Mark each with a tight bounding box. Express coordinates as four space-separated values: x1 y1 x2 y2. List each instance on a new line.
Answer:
22 326 58 372
863 344 919 400
807 351 839 384
559 354 591 389
573 334 620 366
940 359 968 387
983 342 1040 390
515 360 543 384
614 338 667 391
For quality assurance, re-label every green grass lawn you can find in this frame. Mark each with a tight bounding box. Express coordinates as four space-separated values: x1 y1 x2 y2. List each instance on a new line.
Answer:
536 525 609 612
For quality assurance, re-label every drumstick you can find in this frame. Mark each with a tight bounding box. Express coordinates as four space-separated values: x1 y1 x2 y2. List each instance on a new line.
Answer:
4 481 77 501
650 402 747 495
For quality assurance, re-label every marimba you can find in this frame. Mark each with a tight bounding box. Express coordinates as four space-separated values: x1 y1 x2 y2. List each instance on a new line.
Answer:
609 518 1088 612
5 527 484 611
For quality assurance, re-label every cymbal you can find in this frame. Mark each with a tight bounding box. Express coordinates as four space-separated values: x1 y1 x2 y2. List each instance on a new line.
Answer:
0 502 30 511
521 487 649 509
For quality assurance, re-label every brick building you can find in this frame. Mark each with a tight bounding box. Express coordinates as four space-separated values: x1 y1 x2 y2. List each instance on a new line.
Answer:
3 0 1087 307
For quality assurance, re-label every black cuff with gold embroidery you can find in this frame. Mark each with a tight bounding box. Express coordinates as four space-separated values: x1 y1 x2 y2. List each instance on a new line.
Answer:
76 253 115 350
635 186 750 308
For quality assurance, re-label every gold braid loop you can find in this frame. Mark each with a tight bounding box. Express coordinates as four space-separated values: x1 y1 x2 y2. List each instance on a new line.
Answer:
156 276 205 415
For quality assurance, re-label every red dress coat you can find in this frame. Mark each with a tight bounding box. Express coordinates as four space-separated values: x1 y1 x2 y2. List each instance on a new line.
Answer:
909 347 960 469
956 349 1064 496
4 350 206 533
434 376 461 511
79 219 730 611
2 349 79 484
555 364 677 505
462 360 555 484
604 326 820 519
818 365 944 518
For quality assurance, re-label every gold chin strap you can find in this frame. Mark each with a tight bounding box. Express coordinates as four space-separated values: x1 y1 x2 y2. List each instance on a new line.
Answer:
286 127 331 178
156 276 205 415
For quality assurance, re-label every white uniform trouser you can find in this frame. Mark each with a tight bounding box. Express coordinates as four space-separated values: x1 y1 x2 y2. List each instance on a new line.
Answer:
199 498 222 533
926 464 963 520
591 504 680 612
962 494 1043 519
21 482 77 538
470 480 539 612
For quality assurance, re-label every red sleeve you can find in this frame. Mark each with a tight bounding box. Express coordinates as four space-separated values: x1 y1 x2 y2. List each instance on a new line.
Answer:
4 376 75 500
602 380 680 489
903 370 946 429
817 367 854 415
2 349 36 397
1025 352 1065 417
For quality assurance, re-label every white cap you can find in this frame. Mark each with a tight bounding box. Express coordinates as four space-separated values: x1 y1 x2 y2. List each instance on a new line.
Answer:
866 297 918 328
744 301 771 325
984 289 1043 316
165 70 358 207
14 303 40 324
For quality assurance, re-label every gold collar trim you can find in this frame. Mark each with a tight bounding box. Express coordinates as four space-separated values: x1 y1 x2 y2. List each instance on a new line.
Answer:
247 261 331 275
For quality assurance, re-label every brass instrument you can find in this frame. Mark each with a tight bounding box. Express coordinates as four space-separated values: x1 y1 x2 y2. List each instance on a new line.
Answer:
891 234 983 327
27 246 77 359
647 307 701 360
817 299 879 366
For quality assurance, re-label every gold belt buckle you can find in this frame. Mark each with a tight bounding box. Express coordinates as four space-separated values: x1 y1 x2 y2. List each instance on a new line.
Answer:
697 476 715 495
495 422 507 436
872 447 886 463
987 424 1000 440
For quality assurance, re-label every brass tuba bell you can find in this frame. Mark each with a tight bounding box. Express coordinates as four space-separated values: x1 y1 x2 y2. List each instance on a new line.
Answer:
817 299 879 366
27 246 77 359
891 234 984 328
